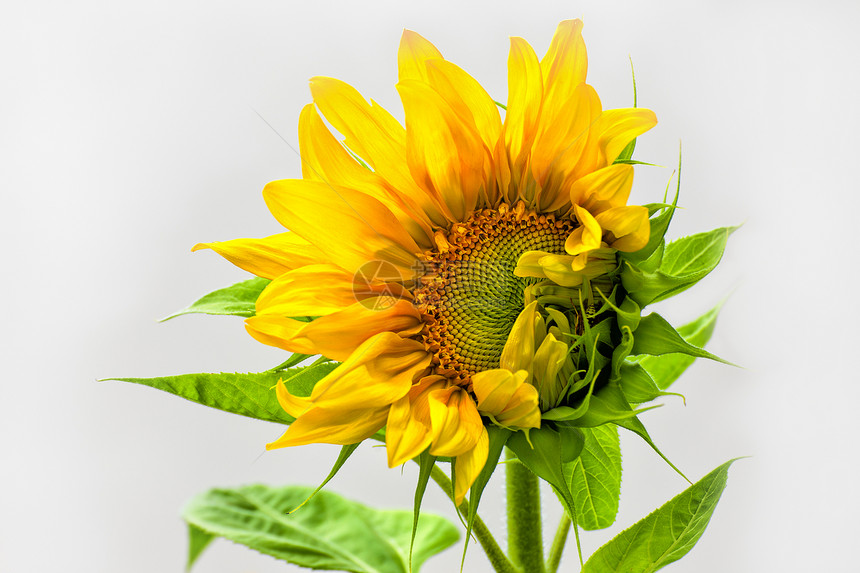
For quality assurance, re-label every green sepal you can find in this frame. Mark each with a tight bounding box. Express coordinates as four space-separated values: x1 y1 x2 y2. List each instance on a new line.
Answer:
632 300 725 390
618 362 682 404
563 425 622 531
507 425 584 521
288 443 361 514
186 523 215 571
582 459 740 573
267 353 315 372
460 427 511 570
613 58 638 164
183 485 459 573
411 450 437 573
631 312 735 366
561 381 660 428
614 414 689 483
622 226 738 307
161 277 270 320
103 362 339 424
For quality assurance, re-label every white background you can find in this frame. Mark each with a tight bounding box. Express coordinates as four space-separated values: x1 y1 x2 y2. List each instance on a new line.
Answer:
2 1 858 571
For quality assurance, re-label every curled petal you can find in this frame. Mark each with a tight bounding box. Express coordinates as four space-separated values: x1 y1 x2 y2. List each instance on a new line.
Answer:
385 376 447 468
565 204 602 261
427 386 483 457
595 205 650 252
454 427 489 505
472 369 541 429
500 301 539 374
570 163 634 214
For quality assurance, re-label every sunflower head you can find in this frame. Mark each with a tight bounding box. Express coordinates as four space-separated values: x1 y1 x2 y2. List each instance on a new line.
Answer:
194 19 732 509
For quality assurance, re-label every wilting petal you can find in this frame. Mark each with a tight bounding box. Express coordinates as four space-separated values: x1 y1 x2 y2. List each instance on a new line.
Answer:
268 405 389 448
263 179 420 279
454 426 489 505
385 376 447 467
595 205 650 252
191 232 324 279
398 30 444 83
472 369 541 429
246 299 425 361
427 386 483 457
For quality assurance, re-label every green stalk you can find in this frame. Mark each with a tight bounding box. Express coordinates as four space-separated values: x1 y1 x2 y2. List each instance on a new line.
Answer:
506 449 545 573
546 513 571 573
428 466 517 573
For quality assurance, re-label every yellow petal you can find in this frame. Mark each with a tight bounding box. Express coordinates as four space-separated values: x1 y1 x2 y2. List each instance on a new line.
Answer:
309 77 449 227
502 37 543 199
385 376 447 467
254 263 411 319
454 426 489 505
191 232 324 280
298 104 434 248
397 79 485 221
540 20 588 122
571 163 635 214
500 301 539 374
531 84 600 211
427 386 483 457
472 369 540 429
275 378 314 419
532 333 569 409
595 108 658 165
267 405 388 449
246 299 424 361
263 179 420 279
595 205 650 252
564 205 602 258
271 331 429 413
424 59 503 158
398 29 443 83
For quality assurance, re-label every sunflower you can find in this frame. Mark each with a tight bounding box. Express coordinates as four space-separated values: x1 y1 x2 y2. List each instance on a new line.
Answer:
194 19 656 503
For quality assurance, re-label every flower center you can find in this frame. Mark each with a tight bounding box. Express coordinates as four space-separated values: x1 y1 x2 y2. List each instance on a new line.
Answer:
413 204 575 381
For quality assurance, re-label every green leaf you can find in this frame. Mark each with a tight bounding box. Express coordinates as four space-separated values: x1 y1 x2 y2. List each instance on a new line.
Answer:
633 301 724 390
582 459 739 573
564 425 622 531
162 277 270 320
183 485 459 573
104 362 339 424
631 313 734 366
622 226 737 306
289 443 362 514
186 523 215 570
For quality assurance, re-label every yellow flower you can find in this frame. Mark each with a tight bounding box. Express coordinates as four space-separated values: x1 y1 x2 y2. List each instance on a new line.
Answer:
195 19 656 504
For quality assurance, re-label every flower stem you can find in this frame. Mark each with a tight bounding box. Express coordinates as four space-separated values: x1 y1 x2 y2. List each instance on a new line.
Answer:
546 513 571 573
506 448 545 573
428 466 517 573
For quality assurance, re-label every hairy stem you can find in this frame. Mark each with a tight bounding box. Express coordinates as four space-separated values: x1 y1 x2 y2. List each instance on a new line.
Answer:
506 449 545 573
546 513 571 573
428 466 518 573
